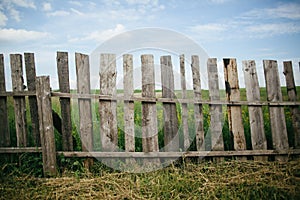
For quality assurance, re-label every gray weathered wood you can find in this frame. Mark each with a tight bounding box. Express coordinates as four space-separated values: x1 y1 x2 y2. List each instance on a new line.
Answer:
207 58 224 152
123 54 135 152
263 60 289 161
0 54 10 147
283 61 300 149
243 60 267 161
191 55 205 151
99 54 118 151
57 149 300 158
10 54 27 147
223 58 246 160
75 53 93 152
180 55 190 150
161 55 179 152
57 52 73 151
141 55 159 153
36 76 57 177
24 53 40 146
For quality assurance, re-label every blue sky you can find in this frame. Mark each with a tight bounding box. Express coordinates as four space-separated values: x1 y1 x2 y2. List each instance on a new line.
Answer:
0 0 300 89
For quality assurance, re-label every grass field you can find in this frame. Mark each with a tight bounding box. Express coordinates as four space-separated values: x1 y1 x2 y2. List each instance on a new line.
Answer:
1 87 300 199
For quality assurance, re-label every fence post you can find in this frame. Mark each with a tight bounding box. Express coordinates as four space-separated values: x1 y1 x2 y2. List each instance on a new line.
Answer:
161 55 179 152
180 55 190 150
283 61 300 149
123 54 135 153
207 58 224 160
263 60 289 162
191 55 205 151
75 53 94 169
243 60 267 161
0 54 10 147
223 58 247 160
99 54 118 151
10 54 27 147
57 52 73 151
25 53 40 147
36 76 57 177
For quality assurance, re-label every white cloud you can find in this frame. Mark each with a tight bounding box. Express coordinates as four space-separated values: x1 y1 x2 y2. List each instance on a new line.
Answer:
207 0 232 4
0 11 8 26
191 24 227 32
0 28 49 42
70 8 84 16
246 23 300 36
47 10 70 17
9 7 20 22
10 0 36 9
241 3 300 20
42 2 52 11
69 24 126 43
68 1 83 7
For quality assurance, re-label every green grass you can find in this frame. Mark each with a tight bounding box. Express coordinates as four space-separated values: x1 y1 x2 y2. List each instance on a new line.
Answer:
0 156 299 199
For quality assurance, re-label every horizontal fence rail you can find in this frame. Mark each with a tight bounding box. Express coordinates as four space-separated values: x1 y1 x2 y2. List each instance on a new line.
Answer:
0 52 299 176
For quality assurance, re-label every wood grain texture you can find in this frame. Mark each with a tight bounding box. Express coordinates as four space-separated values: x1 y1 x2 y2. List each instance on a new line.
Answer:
57 52 73 151
264 60 289 161
191 55 205 151
161 55 179 152
243 60 267 161
0 54 10 147
283 61 300 149
223 58 246 152
24 53 40 146
123 54 135 152
10 54 27 147
36 76 57 177
207 58 224 152
99 54 118 151
75 53 93 152
180 55 190 150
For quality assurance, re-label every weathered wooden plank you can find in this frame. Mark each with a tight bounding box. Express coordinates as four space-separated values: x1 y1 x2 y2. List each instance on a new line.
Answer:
99 54 118 151
161 55 179 152
123 54 135 152
263 60 289 161
180 55 190 150
56 149 300 158
283 61 300 149
243 60 267 161
207 58 224 152
56 52 73 151
24 53 40 147
141 55 159 153
223 58 246 160
191 55 205 151
75 53 93 152
10 54 27 147
36 76 57 177
0 54 10 147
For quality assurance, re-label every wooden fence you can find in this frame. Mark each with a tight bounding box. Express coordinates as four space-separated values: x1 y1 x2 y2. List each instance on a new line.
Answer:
0 52 299 176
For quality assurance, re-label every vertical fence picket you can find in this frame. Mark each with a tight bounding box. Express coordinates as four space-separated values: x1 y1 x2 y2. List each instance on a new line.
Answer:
141 54 159 156
223 58 246 160
207 58 224 155
75 53 93 152
10 54 27 147
161 56 179 152
283 61 300 149
123 54 135 152
0 54 10 147
36 76 57 177
243 60 267 161
99 54 118 151
24 53 40 147
180 55 190 150
191 55 205 151
264 60 289 161
57 52 73 151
